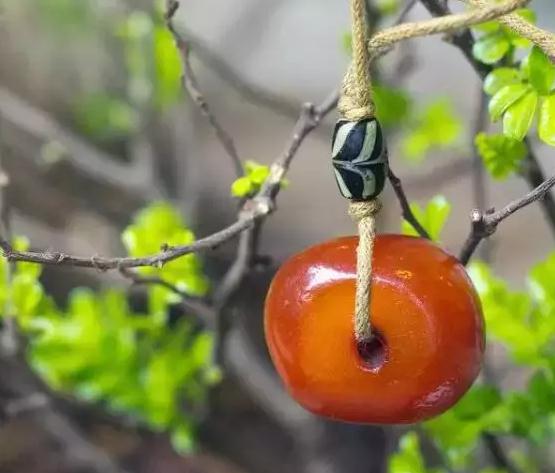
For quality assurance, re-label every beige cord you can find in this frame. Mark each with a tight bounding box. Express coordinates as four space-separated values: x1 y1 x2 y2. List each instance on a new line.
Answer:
339 0 381 342
462 0 555 63
368 0 529 55
341 0 529 342
348 200 382 341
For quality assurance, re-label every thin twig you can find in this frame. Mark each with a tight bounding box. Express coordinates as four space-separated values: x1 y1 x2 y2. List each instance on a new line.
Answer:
0 121 17 357
119 267 215 321
176 27 301 119
394 0 419 25
459 174 555 264
0 217 256 270
0 87 157 200
471 89 491 261
165 0 244 177
387 169 431 239
0 96 336 274
520 138 555 236
0 352 130 473
211 226 258 364
419 0 492 78
483 433 522 473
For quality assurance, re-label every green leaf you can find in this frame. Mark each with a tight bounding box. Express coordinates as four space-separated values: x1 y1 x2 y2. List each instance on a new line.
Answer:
527 47 555 95
488 83 529 122
484 68 521 96
12 275 43 321
475 132 526 179
231 176 253 197
503 90 538 140
231 161 275 197
388 432 427 473
247 161 270 185
153 24 182 108
74 94 138 141
453 385 502 420
538 95 555 146
401 99 461 162
171 422 196 454
473 33 510 65
373 84 412 127
376 0 399 16
401 196 451 242
469 262 545 365
515 8 536 24
473 21 500 35
528 371 555 413
122 202 209 298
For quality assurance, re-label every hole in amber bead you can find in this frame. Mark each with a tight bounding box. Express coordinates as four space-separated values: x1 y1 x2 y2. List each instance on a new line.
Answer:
356 331 388 372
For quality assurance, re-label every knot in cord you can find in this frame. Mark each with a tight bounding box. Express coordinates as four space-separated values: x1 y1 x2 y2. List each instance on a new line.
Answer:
348 199 382 222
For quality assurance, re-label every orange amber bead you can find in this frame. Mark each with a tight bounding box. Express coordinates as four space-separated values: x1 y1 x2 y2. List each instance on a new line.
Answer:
264 235 484 424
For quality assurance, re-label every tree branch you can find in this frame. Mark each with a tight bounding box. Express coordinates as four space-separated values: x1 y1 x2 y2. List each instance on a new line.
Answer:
174 27 301 119
387 169 430 239
0 87 157 200
165 0 244 178
0 351 130 473
459 174 555 264
0 216 256 270
0 96 336 274
119 267 215 322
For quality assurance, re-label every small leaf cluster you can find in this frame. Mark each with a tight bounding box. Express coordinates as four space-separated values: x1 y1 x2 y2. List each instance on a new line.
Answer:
2 203 217 454
472 9 536 65
123 202 210 319
484 47 555 142
230 160 288 198
400 99 462 162
475 132 526 179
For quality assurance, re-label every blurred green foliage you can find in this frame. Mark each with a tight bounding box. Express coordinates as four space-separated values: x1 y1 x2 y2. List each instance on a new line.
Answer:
122 203 210 318
400 100 462 162
475 132 526 179
483 47 555 142
2 204 217 454
400 195 451 242
24 0 184 144
393 199 555 472
374 84 413 128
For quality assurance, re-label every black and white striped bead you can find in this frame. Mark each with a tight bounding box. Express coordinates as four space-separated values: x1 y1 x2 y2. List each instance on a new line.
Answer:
331 118 388 200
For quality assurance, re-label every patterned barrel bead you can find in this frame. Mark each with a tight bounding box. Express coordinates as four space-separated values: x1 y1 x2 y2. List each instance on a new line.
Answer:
331 118 388 200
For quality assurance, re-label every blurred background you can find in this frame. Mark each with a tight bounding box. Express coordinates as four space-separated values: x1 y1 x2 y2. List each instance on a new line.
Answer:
0 0 555 472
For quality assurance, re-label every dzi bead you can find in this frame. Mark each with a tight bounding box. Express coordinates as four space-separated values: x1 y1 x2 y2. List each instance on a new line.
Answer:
331 118 388 200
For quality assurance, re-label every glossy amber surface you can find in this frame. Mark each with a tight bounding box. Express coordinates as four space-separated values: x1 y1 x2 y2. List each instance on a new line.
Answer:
264 235 485 424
